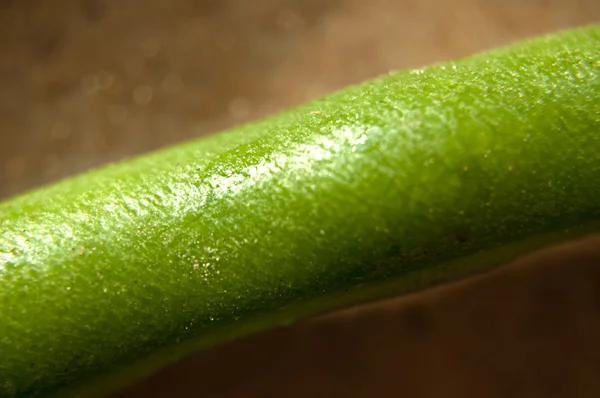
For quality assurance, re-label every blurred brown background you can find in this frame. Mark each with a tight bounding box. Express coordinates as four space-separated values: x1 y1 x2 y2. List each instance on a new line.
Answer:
2 1 600 397
2 0 600 198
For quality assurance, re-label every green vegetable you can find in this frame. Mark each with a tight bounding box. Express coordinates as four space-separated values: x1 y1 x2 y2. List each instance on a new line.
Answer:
2 24 600 397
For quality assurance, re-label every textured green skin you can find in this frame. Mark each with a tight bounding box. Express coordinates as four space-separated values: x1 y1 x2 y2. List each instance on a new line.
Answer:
2 25 600 397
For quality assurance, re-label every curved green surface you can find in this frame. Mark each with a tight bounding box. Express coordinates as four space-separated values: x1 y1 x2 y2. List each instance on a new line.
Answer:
2 24 600 397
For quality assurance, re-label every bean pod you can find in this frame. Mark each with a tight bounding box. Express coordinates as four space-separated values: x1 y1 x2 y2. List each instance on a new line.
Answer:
2 24 600 397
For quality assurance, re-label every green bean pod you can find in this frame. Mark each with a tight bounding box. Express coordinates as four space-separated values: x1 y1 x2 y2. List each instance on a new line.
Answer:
2 24 600 397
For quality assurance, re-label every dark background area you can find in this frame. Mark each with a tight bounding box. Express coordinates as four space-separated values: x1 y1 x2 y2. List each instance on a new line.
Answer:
2 1 600 397
2 0 600 198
